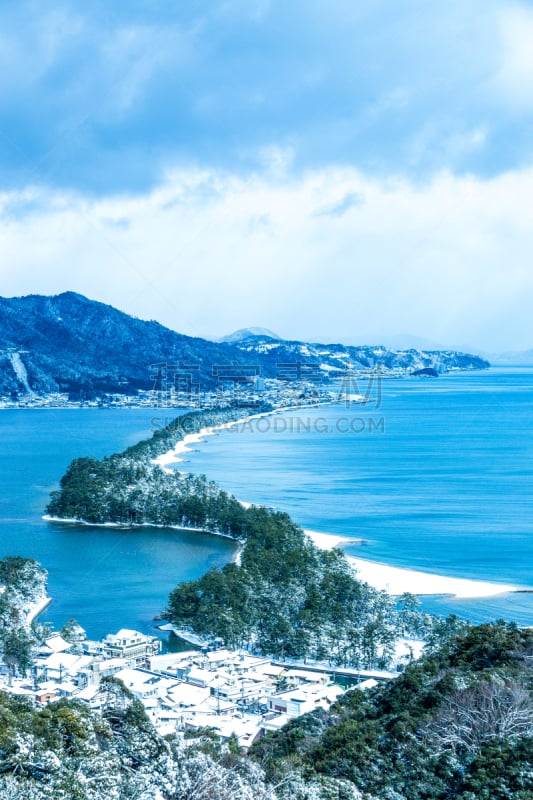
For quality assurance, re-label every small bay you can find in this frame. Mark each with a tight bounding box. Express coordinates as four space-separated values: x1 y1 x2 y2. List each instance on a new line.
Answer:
0 408 236 640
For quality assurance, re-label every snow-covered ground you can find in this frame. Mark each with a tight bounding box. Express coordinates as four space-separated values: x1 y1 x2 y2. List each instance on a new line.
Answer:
26 595 52 625
9 351 34 395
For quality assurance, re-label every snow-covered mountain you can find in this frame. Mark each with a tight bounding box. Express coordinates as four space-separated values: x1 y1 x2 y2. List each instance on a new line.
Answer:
0 293 489 398
229 334 490 375
218 327 282 343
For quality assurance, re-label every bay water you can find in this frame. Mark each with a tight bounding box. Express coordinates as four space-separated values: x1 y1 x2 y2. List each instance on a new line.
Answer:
0 408 236 640
0 367 531 639
178 368 533 626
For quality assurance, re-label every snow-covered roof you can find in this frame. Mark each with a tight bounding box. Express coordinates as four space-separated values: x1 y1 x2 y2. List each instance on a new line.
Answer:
76 685 100 701
42 635 72 653
166 683 211 707
185 666 216 685
104 629 147 642
93 657 128 670
42 653 93 673
205 649 231 663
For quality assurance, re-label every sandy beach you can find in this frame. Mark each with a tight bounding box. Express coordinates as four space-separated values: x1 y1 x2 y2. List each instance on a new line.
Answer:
152 410 276 473
151 403 332 474
26 595 52 625
305 529 519 599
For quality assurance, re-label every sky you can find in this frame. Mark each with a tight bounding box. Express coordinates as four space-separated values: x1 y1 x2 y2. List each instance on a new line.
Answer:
1 0 533 352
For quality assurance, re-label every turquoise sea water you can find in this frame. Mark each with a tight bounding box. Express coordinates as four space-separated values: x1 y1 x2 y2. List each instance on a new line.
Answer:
0 408 236 640
0 368 532 636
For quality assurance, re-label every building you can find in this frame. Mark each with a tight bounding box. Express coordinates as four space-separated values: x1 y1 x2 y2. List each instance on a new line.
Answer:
99 629 161 665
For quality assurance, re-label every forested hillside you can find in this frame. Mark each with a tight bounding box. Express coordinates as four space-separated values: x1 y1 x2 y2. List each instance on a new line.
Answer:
250 622 533 799
0 623 531 799
0 557 48 684
0 292 269 397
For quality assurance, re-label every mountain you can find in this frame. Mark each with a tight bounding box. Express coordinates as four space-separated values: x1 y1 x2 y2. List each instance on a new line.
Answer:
349 332 449 350
229 333 490 377
487 349 533 366
0 293 489 398
218 327 282 343
0 292 265 398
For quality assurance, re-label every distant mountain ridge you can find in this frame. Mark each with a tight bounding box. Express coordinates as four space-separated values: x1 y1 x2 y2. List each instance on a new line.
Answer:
0 292 261 398
487 349 533 366
218 327 282 343
0 292 489 398
226 332 490 378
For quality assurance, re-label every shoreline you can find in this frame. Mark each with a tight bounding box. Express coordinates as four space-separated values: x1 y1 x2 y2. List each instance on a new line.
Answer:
149 411 524 602
42 514 240 542
151 404 330 473
305 529 520 599
45 514 520 600
42 515 243 564
26 595 52 625
46 403 526 606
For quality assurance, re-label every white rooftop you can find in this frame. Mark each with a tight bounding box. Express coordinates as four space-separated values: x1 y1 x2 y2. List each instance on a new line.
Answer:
42 635 72 653
41 653 93 674
166 684 211 707
104 629 149 642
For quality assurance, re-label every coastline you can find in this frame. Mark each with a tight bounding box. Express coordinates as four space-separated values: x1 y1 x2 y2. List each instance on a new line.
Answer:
26 595 52 625
150 410 523 602
151 405 321 473
46 402 524 606
44 514 519 601
305 529 519 599
42 515 243 564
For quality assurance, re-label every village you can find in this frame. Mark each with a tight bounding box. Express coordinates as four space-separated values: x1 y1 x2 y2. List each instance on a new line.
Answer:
0 623 399 749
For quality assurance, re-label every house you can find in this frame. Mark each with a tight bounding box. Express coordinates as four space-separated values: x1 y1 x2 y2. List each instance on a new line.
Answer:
100 629 161 665
266 682 344 717
34 652 94 683
112 667 175 704
77 657 128 688
38 635 72 655
35 687 58 705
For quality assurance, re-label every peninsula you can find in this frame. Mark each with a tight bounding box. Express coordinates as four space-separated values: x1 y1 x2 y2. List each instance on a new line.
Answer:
46 405 439 668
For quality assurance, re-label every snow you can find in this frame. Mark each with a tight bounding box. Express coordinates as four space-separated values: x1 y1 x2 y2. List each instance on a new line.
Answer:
320 363 344 372
9 352 34 395
41 635 72 654
151 410 278 473
26 595 52 625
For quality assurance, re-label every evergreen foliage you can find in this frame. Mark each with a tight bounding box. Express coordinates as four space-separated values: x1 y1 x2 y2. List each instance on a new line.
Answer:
0 624 530 798
0 557 47 682
250 622 533 799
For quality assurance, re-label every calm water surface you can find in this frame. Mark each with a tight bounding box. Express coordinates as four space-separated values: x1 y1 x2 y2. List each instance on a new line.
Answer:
1 367 531 636
179 368 533 626
0 408 236 640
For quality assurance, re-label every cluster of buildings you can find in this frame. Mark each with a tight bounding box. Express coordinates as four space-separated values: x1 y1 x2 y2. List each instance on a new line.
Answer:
0 626 383 749
0 380 334 410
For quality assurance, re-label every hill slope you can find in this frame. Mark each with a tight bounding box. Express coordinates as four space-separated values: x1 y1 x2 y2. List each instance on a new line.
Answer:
0 292 489 398
0 292 263 398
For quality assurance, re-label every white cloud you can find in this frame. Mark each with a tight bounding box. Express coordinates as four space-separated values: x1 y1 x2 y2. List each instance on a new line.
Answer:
494 2 533 111
2 163 533 351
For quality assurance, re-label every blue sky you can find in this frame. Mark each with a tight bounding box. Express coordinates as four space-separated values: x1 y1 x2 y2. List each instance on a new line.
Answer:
2 0 533 350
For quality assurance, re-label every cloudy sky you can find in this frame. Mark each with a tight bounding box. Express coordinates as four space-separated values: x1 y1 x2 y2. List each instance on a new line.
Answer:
1 0 533 351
